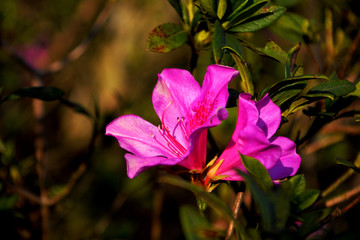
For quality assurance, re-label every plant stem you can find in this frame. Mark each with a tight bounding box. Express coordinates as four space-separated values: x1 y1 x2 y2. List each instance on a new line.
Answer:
322 153 360 198
225 191 244 240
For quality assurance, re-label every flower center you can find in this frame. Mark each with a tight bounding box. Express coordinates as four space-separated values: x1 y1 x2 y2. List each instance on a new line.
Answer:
189 94 217 131
152 101 188 157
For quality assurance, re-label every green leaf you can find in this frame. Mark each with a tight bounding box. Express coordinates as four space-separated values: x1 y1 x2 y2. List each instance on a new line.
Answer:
213 20 226 64
168 0 183 19
146 23 188 53
296 189 320 211
268 74 328 97
308 79 356 98
217 0 227 20
229 5 286 33
288 174 306 196
288 174 320 212
261 40 287 63
224 47 254 94
236 170 275 231
347 81 360 97
1 86 65 103
271 86 305 106
225 0 268 29
59 98 92 118
285 42 301 78
180 205 211 240
240 154 273 190
194 0 217 20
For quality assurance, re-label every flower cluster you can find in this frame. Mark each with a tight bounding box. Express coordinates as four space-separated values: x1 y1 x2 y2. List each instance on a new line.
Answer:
106 65 301 188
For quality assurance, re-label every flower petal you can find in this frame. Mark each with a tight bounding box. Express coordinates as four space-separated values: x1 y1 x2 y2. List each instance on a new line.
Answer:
189 65 239 131
125 154 183 179
177 129 207 170
267 136 301 179
106 114 173 158
256 94 281 138
152 68 202 131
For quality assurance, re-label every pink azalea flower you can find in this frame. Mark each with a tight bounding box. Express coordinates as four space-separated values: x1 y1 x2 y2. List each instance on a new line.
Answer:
206 93 301 182
106 65 239 178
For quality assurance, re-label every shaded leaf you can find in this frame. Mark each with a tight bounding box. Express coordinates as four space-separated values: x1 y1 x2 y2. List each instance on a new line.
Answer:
268 74 328 97
225 0 268 29
240 154 273 190
285 42 301 78
168 0 183 19
213 20 226 64
180 205 212 240
261 40 287 63
296 189 320 211
229 5 286 33
59 98 92 118
146 23 188 53
236 170 275 231
194 0 217 20
1 86 64 103
308 79 356 98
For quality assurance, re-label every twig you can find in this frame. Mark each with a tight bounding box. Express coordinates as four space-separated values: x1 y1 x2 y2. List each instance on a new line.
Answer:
225 191 244 240
151 187 164 240
338 30 360 79
325 185 360 208
322 153 360 198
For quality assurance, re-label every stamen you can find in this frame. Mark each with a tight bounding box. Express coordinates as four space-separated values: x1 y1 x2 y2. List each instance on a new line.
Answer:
153 101 188 157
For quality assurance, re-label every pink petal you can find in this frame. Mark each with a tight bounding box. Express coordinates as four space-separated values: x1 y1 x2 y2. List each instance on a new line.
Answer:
125 154 184 179
177 129 207 170
267 136 301 179
152 69 201 132
256 94 281 138
189 65 238 130
106 114 174 158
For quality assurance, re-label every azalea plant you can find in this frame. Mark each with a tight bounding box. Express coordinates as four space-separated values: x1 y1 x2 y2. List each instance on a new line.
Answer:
1 0 360 239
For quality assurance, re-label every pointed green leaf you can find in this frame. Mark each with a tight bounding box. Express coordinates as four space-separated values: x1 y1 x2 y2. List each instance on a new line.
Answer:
240 154 273 190
308 79 356 98
268 74 328 97
59 98 92 118
285 42 301 78
229 5 286 32
146 23 188 53
236 170 275 231
225 0 268 29
224 47 254 94
288 174 306 196
217 0 227 20
296 189 320 211
261 40 287 63
168 0 183 19
213 20 226 64
194 0 217 20
1 86 64 103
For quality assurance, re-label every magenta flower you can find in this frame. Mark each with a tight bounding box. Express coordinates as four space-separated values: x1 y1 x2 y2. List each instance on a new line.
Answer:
207 93 301 182
106 65 239 178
